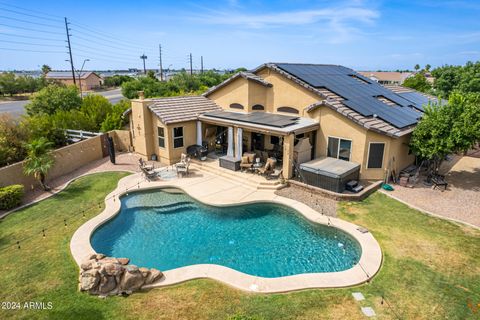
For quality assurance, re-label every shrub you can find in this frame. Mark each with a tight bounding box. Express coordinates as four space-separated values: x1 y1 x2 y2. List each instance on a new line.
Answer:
0 184 24 210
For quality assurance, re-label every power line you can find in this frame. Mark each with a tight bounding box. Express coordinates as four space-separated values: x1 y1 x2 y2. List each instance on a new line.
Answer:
0 47 66 53
0 23 65 35
0 39 65 47
0 15 63 28
0 5 64 23
0 32 64 42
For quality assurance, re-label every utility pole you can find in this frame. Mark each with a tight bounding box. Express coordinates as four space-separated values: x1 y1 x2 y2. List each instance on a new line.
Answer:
189 53 193 75
64 17 76 85
201 56 204 74
158 44 163 81
140 54 147 74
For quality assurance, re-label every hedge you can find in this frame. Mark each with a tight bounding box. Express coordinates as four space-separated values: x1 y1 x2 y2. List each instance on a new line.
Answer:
0 184 24 210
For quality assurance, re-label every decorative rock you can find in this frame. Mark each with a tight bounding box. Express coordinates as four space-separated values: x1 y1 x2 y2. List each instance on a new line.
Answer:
78 255 161 297
80 269 100 291
139 267 150 278
95 253 106 260
80 260 93 271
98 275 117 294
145 269 164 285
120 268 144 291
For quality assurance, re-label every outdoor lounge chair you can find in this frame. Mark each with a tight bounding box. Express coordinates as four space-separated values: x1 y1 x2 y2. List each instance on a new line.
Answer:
240 152 255 171
267 168 283 180
258 157 276 175
138 158 153 170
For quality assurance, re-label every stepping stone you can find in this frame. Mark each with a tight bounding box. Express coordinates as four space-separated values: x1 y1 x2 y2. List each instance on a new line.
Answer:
352 292 365 301
361 307 376 317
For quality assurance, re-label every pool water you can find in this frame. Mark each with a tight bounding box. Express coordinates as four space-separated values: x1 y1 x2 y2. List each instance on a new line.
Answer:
91 189 361 278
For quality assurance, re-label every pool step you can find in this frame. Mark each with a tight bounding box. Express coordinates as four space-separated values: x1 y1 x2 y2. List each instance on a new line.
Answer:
190 161 286 191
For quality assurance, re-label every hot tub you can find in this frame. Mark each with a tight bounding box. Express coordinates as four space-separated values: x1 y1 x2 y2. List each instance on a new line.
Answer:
299 157 360 193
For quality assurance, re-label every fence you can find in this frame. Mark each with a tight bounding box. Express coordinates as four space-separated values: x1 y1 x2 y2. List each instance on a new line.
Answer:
65 129 101 142
0 130 132 189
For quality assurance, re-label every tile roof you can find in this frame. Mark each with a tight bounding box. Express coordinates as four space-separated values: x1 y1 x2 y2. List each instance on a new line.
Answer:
148 95 221 124
203 71 272 96
358 71 413 82
251 63 422 137
46 71 100 80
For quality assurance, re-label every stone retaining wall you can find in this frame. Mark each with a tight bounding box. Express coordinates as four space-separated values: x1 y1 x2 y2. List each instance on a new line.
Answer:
288 179 383 201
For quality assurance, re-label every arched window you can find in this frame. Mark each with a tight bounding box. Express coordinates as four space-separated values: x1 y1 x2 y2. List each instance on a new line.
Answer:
277 106 299 114
230 103 244 110
252 104 264 111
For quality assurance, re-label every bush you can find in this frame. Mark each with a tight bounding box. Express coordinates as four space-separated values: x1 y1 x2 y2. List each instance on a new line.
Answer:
0 184 24 210
25 84 82 116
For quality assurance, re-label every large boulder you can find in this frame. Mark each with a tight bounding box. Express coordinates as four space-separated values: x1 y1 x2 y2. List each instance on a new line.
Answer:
80 269 100 291
78 255 162 296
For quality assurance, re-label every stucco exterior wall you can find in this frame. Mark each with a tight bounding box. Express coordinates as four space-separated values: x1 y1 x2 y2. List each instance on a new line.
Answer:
208 77 249 112
110 130 132 152
130 99 155 159
50 74 102 91
0 135 103 189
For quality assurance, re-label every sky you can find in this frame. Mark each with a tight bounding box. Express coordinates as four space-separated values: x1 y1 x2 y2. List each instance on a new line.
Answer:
0 0 479 71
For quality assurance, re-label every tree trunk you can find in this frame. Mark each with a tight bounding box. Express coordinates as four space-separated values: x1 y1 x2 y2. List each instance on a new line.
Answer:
39 173 50 191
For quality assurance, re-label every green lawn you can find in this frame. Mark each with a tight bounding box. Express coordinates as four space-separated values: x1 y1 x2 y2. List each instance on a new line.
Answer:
0 172 479 319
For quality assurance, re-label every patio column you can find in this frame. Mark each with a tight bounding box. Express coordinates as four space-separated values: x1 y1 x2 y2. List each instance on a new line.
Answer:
235 127 243 160
196 121 202 146
227 126 234 157
283 133 294 179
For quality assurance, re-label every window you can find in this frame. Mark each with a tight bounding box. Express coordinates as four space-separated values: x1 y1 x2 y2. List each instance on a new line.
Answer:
252 104 264 111
230 103 244 110
158 127 165 148
270 135 279 145
327 137 352 161
173 127 184 148
367 142 385 168
277 106 299 114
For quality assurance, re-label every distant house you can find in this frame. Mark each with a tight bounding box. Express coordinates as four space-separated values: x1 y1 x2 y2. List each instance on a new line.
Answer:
46 71 103 91
358 71 413 85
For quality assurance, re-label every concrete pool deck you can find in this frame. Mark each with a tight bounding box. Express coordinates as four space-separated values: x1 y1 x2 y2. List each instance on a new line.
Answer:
70 168 383 293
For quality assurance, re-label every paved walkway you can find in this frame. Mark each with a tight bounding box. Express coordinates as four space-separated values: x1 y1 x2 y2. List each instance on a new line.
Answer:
0 153 142 218
388 155 480 227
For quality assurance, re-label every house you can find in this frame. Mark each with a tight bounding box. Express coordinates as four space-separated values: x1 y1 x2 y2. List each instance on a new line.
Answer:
357 71 413 85
127 63 439 182
46 71 103 91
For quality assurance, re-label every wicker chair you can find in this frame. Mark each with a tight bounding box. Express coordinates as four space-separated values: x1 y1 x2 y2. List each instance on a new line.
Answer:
240 152 255 171
258 157 276 175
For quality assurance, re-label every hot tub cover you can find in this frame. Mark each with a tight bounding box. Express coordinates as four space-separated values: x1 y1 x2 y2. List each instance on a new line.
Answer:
300 157 360 179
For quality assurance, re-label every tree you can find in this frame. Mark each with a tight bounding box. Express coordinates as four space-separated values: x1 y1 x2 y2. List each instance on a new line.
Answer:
403 73 432 93
410 91 480 177
100 99 130 132
414 64 420 71
41 64 51 76
0 72 18 96
147 70 157 80
23 137 54 190
25 84 82 115
0 114 28 166
425 64 431 72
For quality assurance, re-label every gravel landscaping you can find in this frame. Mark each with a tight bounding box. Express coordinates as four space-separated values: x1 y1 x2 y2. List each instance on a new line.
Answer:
275 184 337 217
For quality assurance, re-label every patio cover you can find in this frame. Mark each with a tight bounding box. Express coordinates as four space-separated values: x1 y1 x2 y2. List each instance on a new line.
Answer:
199 110 319 135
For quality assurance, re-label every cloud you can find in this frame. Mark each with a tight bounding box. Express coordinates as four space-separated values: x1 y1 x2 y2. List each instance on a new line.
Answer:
188 2 379 44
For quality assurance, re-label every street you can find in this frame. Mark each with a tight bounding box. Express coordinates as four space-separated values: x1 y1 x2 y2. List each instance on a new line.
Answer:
0 88 125 118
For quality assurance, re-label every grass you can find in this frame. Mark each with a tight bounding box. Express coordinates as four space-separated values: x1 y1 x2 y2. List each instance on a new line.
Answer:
0 172 479 319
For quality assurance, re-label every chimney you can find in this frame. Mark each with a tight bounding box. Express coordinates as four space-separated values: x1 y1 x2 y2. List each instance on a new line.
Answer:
138 91 145 100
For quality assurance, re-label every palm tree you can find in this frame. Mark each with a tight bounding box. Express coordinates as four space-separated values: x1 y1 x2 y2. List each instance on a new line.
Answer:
23 137 54 191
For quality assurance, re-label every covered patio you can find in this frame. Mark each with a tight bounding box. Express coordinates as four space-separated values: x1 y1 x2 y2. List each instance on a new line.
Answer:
196 110 319 179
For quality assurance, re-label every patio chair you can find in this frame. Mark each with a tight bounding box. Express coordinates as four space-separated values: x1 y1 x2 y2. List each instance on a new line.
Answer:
240 152 255 171
258 157 276 175
141 166 157 181
176 158 190 177
267 168 283 180
138 158 153 170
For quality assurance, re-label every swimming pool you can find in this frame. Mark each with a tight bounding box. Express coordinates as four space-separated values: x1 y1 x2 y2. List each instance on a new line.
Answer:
91 188 361 278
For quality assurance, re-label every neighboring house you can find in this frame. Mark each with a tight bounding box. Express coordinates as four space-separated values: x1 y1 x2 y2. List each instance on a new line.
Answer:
127 63 439 181
46 71 103 91
358 71 413 85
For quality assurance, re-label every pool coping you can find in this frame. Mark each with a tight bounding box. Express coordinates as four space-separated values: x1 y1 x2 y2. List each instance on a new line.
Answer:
70 172 383 293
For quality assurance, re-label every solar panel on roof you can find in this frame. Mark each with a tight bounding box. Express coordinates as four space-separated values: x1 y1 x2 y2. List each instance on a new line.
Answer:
397 92 438 111
203 110 300 128
275 63 426 128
